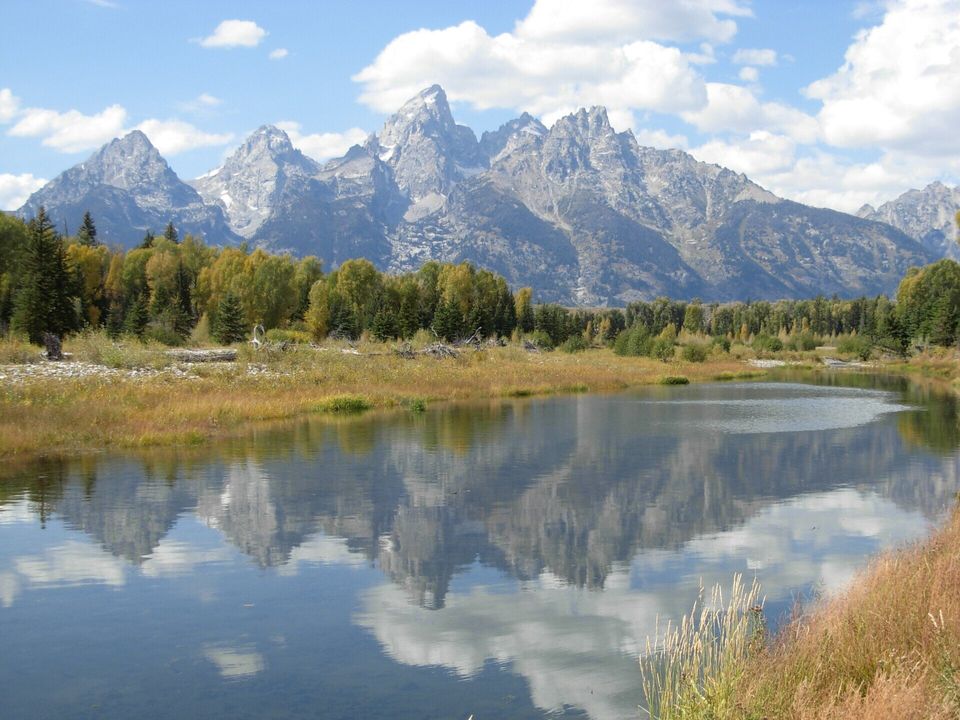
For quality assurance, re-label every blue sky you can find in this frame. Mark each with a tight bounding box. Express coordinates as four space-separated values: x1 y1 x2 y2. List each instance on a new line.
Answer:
2 0 959 212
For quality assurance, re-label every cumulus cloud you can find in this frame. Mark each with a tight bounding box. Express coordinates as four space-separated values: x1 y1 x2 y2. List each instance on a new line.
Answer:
275 121 368 161
352 0 753 126
269 48 288 60
732 47 777 66
8 104 128 152
0 173 47 210
198 19 267 49
682 82 820 143
738 66 759 82
0 88 20 123
692 130 797 176
135 119 234 155
806 0 960 155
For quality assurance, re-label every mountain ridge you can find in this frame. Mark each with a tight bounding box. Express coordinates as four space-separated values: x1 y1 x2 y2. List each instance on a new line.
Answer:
19 86 936 305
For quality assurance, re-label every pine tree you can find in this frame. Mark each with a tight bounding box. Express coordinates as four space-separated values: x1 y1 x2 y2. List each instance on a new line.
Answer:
163 222 179 244
213 292 246 344
77 211 98 247
11 207 77 343
371 307 399 341
432 298 463 341
140 230 155 249
123 293 149 338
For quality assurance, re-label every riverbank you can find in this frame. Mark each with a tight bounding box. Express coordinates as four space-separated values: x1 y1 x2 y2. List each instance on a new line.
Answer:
0 334 762 461
645 501 960 719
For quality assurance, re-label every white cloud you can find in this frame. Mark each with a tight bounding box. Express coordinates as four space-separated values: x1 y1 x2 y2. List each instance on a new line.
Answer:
178 93 222 114
135 119 234 156
199 19 267 49
269 48 288 60
195 93 221 108
632 128 689 150
84 0 119 7
732 47 777 66
738 66 759 82
8 104 128 152
352 0 751 124
0 88 20 123
692 131 797 176
682 82 820 143
0 173 47 210
275 121 368 161
516 0 751 44
806 0 960 155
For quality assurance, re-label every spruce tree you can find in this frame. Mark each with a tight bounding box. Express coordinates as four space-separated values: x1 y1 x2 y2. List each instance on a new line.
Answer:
371 307 399 341
213 292 246 344
123 293 149 338
140 230 155 249
11 207 77 343
163 222 179 244
77 211 98 247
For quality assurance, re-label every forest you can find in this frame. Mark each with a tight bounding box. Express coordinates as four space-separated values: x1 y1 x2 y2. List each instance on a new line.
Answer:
2 207 960 358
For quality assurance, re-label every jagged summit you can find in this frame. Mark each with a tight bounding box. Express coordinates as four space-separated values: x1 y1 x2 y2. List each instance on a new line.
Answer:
858 181 960 260
18 84 935 303
191 124 320 238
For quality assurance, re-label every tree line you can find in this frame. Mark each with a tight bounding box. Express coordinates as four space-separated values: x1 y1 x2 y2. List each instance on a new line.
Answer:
1 208 959 355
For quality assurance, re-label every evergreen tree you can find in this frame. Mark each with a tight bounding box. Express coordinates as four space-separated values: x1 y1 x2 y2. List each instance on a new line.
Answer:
432 298 463 341
11 207 77 343
123 293 149 338
370 307 399 341
398 282 421 339
140 230 155 249
213 291 246 344
163 222 179 244
77 211 98 247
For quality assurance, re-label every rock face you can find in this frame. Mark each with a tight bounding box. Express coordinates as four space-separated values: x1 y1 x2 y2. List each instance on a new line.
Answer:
19 87 937 304
19 131 237 246
857 181 960 260
191 125 322 239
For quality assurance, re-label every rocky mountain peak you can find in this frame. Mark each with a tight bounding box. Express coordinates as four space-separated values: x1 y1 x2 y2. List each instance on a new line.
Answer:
479 112 548 162
192 125 321 239
857 181 959 259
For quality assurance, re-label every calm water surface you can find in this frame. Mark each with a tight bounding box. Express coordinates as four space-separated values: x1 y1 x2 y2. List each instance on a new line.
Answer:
2 377 959 720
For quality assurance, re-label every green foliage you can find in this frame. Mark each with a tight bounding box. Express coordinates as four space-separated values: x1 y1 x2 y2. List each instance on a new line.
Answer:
559 334 588 353
11 208 77 343
786 333 818 351
370 307 399 341
408 397 427 413
837 334 873 360
317 394 371 413
77 211 98 247
614 325 653 356
681 343 708 362
753 334 784 352
660 375 690 385
651 337 675 362
527 329 554 350
213 291 246 345
896 259 960 344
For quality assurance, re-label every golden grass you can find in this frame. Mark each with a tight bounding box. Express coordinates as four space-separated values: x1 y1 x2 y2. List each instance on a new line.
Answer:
645 505 960 719
0 335 751 460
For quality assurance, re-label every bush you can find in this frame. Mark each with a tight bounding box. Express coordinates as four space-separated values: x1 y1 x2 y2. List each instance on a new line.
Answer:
317 395 372 414
614 325 653 357
753 334 783 352
651 337 675 362
681 343 708 362
711 336 731 353
265 328 312 344
788 333 818 351
528 330 554 350
560 335 588 353
660 375 689 385
837 335 873 361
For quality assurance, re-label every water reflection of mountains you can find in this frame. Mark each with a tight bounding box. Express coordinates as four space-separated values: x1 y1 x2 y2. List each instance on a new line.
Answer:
4 381 959 607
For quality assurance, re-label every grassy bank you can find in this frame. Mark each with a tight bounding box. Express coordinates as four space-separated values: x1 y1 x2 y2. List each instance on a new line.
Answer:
0 333 758 461
643 503 960 719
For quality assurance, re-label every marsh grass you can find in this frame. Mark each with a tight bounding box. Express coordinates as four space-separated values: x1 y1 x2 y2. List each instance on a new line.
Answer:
644 505 960 720
0 334 750 459
640 574 764 720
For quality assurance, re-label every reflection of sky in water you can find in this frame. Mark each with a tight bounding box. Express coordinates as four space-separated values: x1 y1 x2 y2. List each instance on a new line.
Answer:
637 383 912 434
0 381 958 720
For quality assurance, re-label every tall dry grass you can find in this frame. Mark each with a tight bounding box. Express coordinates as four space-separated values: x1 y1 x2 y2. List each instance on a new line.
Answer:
643 505 960 719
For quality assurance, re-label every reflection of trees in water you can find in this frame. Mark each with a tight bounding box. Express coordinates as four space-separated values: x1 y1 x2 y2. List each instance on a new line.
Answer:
2 381 959 605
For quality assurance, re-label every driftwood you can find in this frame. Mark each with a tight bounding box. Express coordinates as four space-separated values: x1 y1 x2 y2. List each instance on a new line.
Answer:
42 333 63 361
165 348 238 363
392 341 460 359
522 340 541 353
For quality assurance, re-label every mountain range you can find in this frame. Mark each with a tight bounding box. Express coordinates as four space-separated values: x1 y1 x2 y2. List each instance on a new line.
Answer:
19 84 947 305
857 181 960 261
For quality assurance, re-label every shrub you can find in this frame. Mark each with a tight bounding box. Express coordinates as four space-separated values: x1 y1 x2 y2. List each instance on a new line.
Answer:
560 335 588 353
837 335 873 361
788 333 818 351
660 375 690 385
712 336 731 353
681 344 708 362
614 325 653 357
408 397 427 413
265 328 312 344
651 337 675 362
528 330 554 350
317 395 371 413
753 335 783 352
